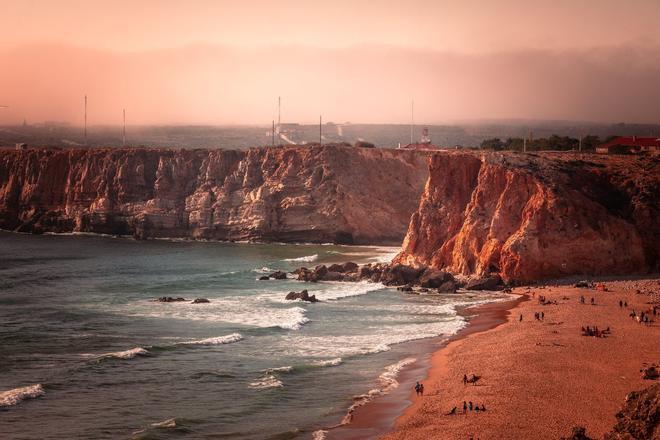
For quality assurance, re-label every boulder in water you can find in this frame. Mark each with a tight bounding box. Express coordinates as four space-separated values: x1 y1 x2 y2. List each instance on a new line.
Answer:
191 298 210 304
437 280 458 293
269 271 288 280
419 268 453 288
285 290 318 303
258 275 270 281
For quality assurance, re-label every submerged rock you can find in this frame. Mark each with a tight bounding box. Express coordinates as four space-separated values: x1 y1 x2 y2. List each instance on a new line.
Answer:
258 275 270 281
155 297 187 302
191 298 210 304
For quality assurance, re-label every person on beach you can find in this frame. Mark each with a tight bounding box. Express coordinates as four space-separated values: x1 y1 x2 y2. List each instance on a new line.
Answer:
619 300 623 308
419 383 424 396
463 374 468 385
414 382 420 396
541 311 544 320
480 404 486 411
463 401 468 413
624 301 628 308
469 401 473 411
446 406 457 415
519 313 523 322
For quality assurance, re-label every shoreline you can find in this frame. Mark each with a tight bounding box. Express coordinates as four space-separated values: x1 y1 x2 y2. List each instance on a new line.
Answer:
327 294 525 439
380 277 659 440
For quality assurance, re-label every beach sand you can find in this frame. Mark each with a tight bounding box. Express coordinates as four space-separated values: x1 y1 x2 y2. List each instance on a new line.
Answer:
375 279 660 440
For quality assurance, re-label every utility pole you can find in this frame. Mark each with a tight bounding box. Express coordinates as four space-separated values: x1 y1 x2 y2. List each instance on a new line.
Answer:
278 96 281 128
410 100 414 145
84 95 87 145
272 120 275 146
122 108 126 147
319 115 322 146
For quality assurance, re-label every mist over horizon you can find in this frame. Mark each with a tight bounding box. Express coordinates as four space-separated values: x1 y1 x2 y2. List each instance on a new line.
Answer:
1 0 659 127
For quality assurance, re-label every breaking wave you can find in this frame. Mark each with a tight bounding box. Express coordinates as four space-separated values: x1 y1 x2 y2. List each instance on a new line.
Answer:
311 358 343 367
98 347 149 360
249 373 284 390
283 254 318 263
178 333 243 346
0 384 45 407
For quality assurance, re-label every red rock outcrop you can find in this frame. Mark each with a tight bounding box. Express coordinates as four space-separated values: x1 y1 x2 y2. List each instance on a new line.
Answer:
394 151 659 283
0 145 429 244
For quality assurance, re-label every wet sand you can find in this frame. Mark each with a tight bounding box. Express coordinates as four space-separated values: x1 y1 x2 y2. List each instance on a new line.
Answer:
379 279 660 440
330 295 525 439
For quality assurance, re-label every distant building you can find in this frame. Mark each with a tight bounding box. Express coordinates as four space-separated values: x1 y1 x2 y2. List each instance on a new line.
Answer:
399 142 441 151
15 143 28 150
596 136 660 154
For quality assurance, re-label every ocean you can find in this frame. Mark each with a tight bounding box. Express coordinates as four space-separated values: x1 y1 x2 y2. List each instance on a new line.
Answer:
0 231 504 439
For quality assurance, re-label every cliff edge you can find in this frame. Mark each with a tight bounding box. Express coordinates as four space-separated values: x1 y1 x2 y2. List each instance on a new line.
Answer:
0 145 429 244
394 151 658 283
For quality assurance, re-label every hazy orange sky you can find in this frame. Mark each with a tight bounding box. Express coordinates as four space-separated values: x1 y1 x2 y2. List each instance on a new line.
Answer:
1 0 659 125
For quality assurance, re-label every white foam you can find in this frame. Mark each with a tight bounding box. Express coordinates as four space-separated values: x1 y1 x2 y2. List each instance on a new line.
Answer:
178 333 243 346
313 281 383 301
378 357 416 392
312 358 343 367
249 374 283 390
265 366 293 374
275 319 464 359
99 347 148 360
151 418 177 428
312 430 327 440
341 358 416 425
124 299 310 331
283 254 318 262
252 267 274 274
0 384 45 407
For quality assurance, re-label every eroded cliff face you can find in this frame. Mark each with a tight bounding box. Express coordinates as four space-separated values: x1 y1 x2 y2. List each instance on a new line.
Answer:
395 151 659 282
0 145 429 244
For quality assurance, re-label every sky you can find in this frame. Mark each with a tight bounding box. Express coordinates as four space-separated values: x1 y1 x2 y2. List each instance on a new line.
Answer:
1 0 659 125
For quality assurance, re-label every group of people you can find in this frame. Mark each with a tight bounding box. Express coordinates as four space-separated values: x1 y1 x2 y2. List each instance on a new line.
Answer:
445 401 487 415
534 311 545 321
581 325 610 338
462 374 481 386
579 295 596 305
629 309 654 325
538 295 557 305
414 381 425 396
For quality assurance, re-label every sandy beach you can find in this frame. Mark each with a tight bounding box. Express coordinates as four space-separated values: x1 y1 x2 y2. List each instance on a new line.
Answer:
374 278 659 439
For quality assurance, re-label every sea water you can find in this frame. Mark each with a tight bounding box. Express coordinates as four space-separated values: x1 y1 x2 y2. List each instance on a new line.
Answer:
0 231 503 439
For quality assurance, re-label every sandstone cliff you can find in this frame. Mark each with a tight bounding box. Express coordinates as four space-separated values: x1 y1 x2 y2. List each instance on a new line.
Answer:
394 151 659 283
0 145 429 244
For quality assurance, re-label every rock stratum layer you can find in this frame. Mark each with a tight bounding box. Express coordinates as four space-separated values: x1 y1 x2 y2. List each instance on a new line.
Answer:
395 151 659 283
0 145 429 244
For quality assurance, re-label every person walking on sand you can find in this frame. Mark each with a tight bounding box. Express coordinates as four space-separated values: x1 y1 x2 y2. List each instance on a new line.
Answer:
541 311 544 320
463 401 467 413
619 300 623 308
414 382 420 396
463 374 468 385
419 383 424 396
519 313 523 322
469 401 473 411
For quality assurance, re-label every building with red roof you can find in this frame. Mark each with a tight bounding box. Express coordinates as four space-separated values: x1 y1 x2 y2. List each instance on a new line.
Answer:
596 136 660 154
